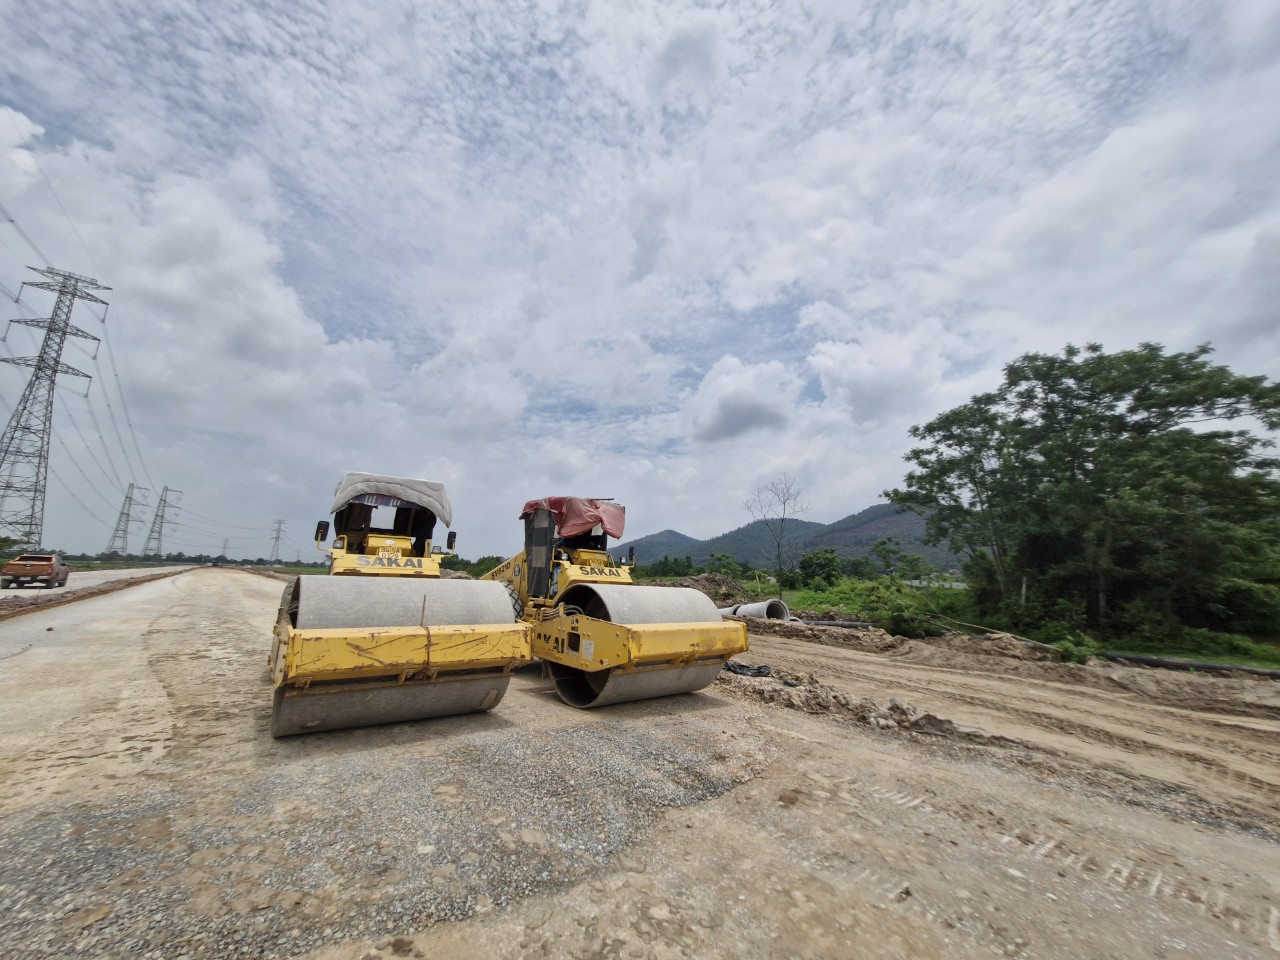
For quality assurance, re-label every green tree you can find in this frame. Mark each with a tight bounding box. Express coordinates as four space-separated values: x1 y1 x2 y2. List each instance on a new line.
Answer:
798 549 841 587
840 555 880 580
707 553 745 576
868 537 931 580
887 343 1280 640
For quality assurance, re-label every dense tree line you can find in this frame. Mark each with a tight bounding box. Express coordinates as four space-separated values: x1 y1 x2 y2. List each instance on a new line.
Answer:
888 343 1280 650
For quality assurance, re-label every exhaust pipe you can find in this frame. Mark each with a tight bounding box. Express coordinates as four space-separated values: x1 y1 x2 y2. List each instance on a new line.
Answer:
718 599 791 620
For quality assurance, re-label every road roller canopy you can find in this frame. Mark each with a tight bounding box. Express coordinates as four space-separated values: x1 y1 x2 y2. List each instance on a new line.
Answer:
520 497 625 538
331 473 453 527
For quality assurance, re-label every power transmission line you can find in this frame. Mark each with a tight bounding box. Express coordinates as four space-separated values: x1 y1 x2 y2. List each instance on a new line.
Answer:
180 507 276 531
79 389 127 489
48 468 111 529
0 201 51 267
56 393 123 494
87 347 142 482
92 308 154 487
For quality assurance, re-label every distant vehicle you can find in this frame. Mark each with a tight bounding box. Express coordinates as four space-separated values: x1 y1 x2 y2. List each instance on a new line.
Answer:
1 553 70 589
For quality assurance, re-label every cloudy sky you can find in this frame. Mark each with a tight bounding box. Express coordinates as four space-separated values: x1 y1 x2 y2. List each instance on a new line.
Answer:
0 0 1276 560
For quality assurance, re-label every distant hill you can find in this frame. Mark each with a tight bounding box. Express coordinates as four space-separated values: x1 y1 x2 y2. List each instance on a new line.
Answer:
613 504 960 570
692 518 828 569
613 528 701 561
804 504 959 568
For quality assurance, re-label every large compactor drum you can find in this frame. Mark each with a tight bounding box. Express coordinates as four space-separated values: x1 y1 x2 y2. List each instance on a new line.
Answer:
269 577 529 737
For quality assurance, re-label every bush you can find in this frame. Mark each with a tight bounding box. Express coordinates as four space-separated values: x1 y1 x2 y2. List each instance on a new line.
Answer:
1051 632 1103 664
788 576 937 637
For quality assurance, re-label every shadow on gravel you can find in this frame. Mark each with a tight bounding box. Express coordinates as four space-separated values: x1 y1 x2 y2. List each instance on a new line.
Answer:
564 690 734 721
251 708 520 759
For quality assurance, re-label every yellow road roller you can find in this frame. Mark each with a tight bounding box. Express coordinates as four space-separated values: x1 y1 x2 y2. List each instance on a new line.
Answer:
269 473 530 737
482 496 747 708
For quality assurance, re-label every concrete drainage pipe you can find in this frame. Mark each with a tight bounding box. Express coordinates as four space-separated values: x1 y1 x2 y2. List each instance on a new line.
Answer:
717 599 791 620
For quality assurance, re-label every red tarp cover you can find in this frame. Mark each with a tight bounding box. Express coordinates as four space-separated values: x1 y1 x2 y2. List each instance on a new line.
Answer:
520 497 625 539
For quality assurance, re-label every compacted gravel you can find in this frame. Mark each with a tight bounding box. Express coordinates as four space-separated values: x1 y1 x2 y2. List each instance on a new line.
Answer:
1 568 1278 959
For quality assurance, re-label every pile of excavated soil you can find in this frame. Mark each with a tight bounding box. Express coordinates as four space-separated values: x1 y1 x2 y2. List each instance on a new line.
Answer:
790 608 862 621
751 619 1063 663
716 669 965 737
925 631 1063 661
884 640 1280 719
747 618 909 653
663 573 751 606
751 623 1280 721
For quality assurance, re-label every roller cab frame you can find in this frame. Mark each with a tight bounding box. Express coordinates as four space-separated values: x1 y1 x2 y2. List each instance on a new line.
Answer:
313 481 459 578
482 497 747 708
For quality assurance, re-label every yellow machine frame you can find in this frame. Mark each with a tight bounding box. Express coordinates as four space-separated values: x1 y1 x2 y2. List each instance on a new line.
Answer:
483 505 747 708
488 549 744 673
268 476 531 736
320 529 453 577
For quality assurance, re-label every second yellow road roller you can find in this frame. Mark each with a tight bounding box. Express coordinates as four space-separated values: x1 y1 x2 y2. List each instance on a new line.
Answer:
482 496 748 708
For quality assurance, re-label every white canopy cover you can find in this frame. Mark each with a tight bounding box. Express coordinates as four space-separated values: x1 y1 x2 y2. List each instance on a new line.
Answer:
330 473 453 527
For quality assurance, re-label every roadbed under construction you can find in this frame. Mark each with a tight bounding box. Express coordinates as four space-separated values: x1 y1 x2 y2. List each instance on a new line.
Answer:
0 567 1277 959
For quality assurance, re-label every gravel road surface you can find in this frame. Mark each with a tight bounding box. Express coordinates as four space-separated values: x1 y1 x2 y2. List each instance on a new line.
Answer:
0 568 1277 959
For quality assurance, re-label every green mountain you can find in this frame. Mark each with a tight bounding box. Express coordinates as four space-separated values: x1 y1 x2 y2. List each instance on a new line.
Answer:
803 504 959 568
692 518 828 569
613 528 701 561
614 504 960 570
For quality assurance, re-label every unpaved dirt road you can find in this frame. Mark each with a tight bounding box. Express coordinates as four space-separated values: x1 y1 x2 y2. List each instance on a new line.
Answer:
1 568 1277 959
1 564 194 596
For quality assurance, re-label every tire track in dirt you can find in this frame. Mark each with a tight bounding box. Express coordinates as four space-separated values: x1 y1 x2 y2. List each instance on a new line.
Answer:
748 634 1280 760
761 736 1280 956
745 634 1280 832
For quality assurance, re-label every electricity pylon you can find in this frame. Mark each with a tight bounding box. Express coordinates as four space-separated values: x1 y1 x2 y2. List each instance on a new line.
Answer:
106 482 148 555
143 486 181 557
270 519 285 563
0 266 107 546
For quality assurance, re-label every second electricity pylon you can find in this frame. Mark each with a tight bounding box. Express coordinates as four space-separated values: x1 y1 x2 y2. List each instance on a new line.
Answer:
0 266 107 547
143 486 182 557
270 520 286 563
106 482 148 555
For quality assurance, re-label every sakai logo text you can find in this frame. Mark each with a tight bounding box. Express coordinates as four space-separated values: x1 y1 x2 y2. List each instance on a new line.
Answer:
579 566 622 578
356 556 423 568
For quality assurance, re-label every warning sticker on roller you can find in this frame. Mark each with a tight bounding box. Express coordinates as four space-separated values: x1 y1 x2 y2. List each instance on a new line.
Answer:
583 639 595 660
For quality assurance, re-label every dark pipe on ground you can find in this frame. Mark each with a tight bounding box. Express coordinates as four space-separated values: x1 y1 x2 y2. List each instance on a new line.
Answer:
1101 652 1280 680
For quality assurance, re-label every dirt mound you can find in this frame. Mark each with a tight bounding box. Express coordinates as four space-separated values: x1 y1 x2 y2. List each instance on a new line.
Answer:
717 669 961 735
924 631 1063 662
791 608 860 621
747 618 908 653
439 569 475 580
664 573 751 606
884 639 1280 720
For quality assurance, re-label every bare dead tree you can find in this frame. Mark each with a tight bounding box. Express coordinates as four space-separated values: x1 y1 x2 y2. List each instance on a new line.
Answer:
743 475 809 587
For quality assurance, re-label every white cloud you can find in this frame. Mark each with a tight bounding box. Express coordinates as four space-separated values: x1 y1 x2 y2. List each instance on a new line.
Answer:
0 0 1275 558
684 355 802 443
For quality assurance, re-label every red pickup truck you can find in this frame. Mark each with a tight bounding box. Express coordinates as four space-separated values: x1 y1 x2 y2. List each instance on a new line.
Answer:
1 553 70 589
